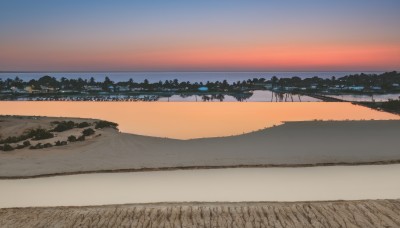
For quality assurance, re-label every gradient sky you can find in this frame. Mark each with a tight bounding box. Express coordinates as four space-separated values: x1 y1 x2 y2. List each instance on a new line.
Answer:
0 0 399 71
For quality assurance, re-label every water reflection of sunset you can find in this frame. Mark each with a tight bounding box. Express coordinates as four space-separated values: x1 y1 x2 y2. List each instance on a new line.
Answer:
1 102 398 139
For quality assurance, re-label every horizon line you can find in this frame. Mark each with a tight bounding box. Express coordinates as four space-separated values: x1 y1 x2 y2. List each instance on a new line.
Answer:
0 70 392 74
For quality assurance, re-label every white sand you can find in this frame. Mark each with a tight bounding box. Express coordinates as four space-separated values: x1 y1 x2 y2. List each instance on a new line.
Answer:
1 165 400 208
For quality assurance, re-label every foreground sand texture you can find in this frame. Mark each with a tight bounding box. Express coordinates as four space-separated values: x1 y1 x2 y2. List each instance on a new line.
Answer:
1 118 400 178
1 200 400 228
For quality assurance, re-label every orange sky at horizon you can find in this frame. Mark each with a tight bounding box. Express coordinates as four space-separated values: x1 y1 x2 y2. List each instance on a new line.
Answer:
1 43 399 71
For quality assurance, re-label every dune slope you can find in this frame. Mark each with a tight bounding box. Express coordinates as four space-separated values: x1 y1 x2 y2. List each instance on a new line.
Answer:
1 120 400 178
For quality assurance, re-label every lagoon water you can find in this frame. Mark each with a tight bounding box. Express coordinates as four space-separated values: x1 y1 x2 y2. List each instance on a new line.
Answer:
0 102 398 139
327 93 400 102
157 90 320 102
1 165 400 208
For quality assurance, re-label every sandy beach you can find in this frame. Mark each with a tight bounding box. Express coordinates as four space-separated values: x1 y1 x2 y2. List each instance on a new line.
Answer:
2 115 400 227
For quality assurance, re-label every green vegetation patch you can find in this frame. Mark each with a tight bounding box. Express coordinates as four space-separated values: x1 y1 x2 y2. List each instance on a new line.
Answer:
95 121 118 129
82 128 95 136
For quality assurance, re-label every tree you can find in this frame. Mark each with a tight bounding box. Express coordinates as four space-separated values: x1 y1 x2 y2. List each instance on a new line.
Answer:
271 76 278 88
102 76 113 90
89 77 96 85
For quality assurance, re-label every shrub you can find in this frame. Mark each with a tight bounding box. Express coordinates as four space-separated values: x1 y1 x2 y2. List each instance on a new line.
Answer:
43 143 53 148
23 141 31 147
30 143 43 150
82 128 95 136
95 121 118 129
52 121 75 132
27 129 54 141
0 135 30 144
77 135 85 141
77 122 90 128
67 135 77 142
15 144 25 149
2 144 14 151
54 140 68 146
0 128 54 144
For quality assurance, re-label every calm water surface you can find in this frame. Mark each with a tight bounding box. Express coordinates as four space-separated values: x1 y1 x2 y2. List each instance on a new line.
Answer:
327 93 400 102
0 102 398 139
157 90 320 102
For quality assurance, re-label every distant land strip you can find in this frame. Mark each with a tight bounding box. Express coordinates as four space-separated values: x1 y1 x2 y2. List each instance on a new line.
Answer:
1 159 400 180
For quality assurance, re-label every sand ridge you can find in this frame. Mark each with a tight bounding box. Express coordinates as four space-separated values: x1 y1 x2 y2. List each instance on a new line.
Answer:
1 117 400 178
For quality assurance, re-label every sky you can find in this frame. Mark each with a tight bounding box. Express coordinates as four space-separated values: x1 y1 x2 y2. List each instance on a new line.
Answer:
0 0 399 72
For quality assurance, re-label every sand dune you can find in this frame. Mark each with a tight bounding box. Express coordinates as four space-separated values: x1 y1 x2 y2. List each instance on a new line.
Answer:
1 118 400 178
1 200 399 228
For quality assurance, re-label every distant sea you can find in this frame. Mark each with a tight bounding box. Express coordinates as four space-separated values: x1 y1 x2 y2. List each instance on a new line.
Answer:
0 71 383 83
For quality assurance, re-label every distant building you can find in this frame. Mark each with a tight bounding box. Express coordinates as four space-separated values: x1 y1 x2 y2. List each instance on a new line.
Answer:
116 86 130 92
265 83 273 89
84 86 103 92
108 85 115 92
24 86 33 93
60 90 76 93
0 89 12 94
283 87 297 91
348 86 364 91
370 86 382 91
40 85 57 93
10 86 28 94
24 86 41 94
198 86 208 92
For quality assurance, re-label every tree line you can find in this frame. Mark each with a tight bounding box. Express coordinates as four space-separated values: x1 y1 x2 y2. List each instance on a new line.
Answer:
0 71 399 92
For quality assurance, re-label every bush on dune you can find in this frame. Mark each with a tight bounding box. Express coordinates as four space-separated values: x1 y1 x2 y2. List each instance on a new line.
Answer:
52 121 76 132
28 129 54 141
95 121 118 129
43 143 53 148
54 140 68 146
1 144 14 151
82 128 95 136
77 135 86 141
67 135 77 142
29 143 43 150
77 122 91 128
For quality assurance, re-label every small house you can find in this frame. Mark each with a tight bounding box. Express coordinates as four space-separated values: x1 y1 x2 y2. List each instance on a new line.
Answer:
198 86 208 92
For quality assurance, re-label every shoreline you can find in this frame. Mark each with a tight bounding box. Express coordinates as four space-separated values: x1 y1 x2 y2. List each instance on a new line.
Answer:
1 159 400 180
